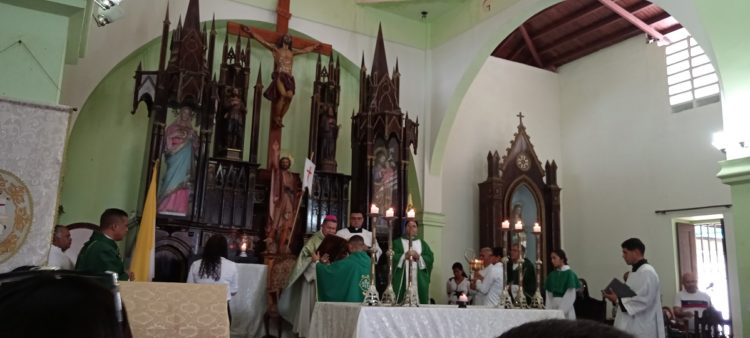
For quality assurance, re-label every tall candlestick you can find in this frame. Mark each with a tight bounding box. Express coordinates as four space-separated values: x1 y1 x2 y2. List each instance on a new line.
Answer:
363 213 380 306
381 215 396 305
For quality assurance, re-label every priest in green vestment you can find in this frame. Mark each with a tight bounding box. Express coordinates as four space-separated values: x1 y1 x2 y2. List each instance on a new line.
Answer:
316 235 371 302
506 243 537 304
392 220 434 304
76 208 131 281
278 215 338 337
544 249 581 319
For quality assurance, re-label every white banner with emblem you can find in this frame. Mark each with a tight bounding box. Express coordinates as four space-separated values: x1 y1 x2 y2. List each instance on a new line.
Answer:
0 97 72 272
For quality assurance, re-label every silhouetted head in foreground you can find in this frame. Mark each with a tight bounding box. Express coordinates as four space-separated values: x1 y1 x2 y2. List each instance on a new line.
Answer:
498 319 634 338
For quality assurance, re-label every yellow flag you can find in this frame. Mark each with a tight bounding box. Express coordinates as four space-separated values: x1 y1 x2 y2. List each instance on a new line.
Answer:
130 161 159 282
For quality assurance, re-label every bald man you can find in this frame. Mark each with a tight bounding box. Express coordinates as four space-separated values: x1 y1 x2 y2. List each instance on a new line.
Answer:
673 271 711 332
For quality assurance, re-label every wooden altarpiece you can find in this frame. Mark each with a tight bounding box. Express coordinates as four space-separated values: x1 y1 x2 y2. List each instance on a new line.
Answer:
350 26 418 290
478 115 560 274
305 54 352 233
131 0 264 282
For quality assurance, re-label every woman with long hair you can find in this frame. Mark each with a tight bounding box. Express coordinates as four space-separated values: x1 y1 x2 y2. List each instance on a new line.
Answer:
187 235 238 320
446 262 471 304
544 249 581 319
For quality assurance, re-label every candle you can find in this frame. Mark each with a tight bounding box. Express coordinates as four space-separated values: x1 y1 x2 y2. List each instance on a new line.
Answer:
385 207 394 218
240 242 247 252
533 222 541 234
406 208 416 219
501 220 510 229
458 293 468 302
514 221 523 231
370 204 379 214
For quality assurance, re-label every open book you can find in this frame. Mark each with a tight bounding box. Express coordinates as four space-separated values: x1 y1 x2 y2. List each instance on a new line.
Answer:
605 278 636 298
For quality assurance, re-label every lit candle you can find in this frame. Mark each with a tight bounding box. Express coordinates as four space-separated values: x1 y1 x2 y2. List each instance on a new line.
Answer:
501 220 510 229
240 242 247 252
406 208 416 219
514 221 523 231
385 207 394 218
370 204 379 214
458 293 469 302
533 222 541 234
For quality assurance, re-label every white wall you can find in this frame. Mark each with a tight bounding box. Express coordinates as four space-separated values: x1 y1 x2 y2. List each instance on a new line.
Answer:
440 56 561 303
558 36 731 312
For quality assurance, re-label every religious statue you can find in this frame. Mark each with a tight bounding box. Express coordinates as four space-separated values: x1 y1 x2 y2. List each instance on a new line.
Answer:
266 156 302 254
249 32 320 128
157 106 198 216
223 87 246 150
372 147 396 210
318 106 339 163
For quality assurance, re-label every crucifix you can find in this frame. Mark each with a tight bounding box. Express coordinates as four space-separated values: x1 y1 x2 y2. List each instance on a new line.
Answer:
517 112 525 125
227 1 332 255
227 1 332 169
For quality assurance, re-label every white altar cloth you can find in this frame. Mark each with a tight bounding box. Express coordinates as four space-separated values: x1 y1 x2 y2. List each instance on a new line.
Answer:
309 302 564 338
230 263 267 338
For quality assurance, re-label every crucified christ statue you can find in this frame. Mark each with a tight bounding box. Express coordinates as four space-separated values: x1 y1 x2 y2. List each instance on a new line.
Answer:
250 32 319 128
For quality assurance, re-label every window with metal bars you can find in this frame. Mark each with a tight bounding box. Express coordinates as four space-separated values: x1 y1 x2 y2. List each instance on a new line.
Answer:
664 28 720 113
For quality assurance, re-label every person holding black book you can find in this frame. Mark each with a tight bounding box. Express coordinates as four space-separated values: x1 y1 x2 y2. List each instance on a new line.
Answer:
603 238 665 338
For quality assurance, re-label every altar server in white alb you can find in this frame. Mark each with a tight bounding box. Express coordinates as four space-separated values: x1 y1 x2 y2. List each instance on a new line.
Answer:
471 246 504 306
336 211 381 259
604 238 665 338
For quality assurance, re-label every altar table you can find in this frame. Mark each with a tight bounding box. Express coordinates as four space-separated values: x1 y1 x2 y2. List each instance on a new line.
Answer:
230 263 268 338
308 302 564 338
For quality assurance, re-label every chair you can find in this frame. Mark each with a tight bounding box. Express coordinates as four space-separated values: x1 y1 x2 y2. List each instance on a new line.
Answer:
573 278 607 323
695 307 732 338
663 306 690 338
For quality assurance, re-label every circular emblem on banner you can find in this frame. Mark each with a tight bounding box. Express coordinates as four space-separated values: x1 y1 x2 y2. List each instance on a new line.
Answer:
0 169 33 263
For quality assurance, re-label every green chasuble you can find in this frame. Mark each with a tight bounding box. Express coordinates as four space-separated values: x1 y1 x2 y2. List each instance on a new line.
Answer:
285 231 326 288
506 258 537 302
392 237 434 304
278 231 326 336
316 251 371 302
544 267 581 297
75 231 127 281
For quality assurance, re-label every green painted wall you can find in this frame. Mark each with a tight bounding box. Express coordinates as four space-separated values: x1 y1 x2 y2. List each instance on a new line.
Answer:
59 21 363 224
0 2 69 103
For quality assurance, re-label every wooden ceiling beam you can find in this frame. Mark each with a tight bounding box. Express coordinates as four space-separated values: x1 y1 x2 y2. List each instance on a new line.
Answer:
659 23 683 35
598 0 670 44
548 11 672 67
538 2 657 55
519 24 544 68
547 26 641 67
533 1 608 40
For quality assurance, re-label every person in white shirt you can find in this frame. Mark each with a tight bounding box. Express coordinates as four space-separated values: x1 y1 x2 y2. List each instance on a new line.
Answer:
187 234 239 321
336 211 381 260
471 246 504 306
446 262 471 304
603 238 665 338
47 225 74 270
673 271 712 332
